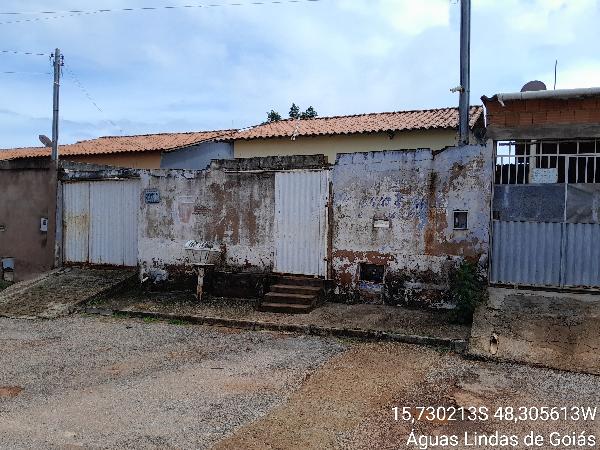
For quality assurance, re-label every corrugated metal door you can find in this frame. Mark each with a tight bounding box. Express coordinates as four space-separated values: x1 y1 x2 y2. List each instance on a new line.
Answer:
274 170 329 277
491 220 600 288
63 180 140 266
491 221 562 286
63 182 90 263
563 223 600 287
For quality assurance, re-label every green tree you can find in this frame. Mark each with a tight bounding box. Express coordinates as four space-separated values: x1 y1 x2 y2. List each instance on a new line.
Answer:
289 103 300 119
300 106 318 119
266 110 282 123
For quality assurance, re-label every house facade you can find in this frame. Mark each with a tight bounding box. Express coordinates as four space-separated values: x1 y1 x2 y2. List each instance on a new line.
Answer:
470 86 600 375
2 105 489 300
482 87 600 289
231 107 485 163
0 130 234 170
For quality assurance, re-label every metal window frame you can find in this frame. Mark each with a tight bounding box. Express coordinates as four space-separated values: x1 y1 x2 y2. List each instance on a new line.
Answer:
453 210 469 230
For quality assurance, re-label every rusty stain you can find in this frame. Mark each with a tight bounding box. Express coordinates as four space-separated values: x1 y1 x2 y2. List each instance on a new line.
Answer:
0 386 23 397
332 250 396 286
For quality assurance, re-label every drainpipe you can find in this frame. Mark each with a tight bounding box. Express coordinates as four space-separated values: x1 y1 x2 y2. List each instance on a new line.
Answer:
458 0 471 146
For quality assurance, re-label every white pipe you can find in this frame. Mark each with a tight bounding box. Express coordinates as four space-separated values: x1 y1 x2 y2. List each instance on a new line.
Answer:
496 87 600 105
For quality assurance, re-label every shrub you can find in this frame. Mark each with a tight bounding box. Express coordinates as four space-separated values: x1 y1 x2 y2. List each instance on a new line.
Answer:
448 261 487 324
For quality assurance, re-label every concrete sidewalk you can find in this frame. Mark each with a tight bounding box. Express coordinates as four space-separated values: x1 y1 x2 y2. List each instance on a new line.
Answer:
0 267 136 319
85 293 470 349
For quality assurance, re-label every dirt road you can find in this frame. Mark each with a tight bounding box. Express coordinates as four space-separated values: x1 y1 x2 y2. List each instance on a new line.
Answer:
1 315 599 449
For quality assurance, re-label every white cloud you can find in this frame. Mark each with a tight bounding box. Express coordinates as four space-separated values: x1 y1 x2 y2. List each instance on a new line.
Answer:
549 62 600 89
0 0 599 147
336 0 450 35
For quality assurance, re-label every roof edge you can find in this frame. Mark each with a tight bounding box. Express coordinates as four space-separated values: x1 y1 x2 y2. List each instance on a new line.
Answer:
482 87 600 104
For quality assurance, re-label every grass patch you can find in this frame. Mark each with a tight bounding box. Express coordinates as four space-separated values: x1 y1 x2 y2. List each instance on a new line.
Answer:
0 280 12 291
142 316 159 324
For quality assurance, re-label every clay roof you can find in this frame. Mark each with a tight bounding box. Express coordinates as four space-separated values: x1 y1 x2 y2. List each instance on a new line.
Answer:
229 106 484 141
0 106 485 161
0 130 235 161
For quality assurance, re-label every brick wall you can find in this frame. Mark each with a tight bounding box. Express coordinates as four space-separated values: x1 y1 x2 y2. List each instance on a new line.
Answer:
485 96 600 128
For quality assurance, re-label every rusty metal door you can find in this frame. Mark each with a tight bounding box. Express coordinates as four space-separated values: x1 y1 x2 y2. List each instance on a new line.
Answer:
63 180 140 266
274 170 329 277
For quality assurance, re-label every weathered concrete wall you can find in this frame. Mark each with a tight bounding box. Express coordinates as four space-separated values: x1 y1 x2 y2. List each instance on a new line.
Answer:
138 167 276 281
139 155 330 282
470 287 600 376
331 144 492 306
0 159 57 280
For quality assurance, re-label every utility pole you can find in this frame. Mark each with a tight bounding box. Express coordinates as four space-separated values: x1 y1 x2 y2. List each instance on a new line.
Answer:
51 48 63 164
51 48 64 270
458 0 471 145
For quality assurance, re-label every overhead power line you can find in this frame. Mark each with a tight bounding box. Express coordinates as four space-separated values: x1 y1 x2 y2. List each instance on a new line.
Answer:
1 49 47 56
0 70 51 75
63 64 156 154
0 0 323 25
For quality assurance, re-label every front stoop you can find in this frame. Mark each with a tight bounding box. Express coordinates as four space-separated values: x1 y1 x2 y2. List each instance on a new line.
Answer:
258 276 325 314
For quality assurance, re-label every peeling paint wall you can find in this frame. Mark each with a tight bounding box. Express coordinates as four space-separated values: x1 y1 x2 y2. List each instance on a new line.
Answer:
138 147 492 305
138 166 276 281
331 144 492 306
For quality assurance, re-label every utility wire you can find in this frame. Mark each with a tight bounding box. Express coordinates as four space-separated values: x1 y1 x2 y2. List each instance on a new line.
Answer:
0 70 51 75
1 49 47 56
62 64 251 153
0 0 323 25
63 64 158 154
63 68 262 151
64 65 121 132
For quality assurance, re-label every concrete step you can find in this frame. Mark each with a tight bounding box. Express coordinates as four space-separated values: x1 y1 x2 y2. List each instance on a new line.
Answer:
275 275 325 288
264 291 316 305
258 302 313 314
270 284 322 295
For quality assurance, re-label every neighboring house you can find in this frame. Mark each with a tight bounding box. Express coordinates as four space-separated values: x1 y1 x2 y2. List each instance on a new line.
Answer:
0 130 234 169
0 106 484 168
229 106 485 163
470 85 600 375
482 86 600 289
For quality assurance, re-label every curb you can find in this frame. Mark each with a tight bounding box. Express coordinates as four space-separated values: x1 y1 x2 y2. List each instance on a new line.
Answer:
84 307 468 353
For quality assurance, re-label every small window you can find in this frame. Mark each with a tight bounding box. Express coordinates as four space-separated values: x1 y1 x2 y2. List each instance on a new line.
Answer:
359 263 385 283
453 211 468 230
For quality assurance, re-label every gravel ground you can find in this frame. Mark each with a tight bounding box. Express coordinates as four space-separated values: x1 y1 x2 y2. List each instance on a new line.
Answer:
2 314 598 449
0 315 346 449
218 343 600 449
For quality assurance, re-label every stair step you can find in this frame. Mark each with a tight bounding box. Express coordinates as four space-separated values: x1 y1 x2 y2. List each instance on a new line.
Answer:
264 292 316 305
270 284 322 295
275 276 324 287
258 302 313 314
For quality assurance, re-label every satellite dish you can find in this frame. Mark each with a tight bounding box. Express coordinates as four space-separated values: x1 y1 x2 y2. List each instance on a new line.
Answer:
38 134 52 147
520 80 547 92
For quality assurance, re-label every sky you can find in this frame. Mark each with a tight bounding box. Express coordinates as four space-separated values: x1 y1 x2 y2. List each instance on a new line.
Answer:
0 0 599 148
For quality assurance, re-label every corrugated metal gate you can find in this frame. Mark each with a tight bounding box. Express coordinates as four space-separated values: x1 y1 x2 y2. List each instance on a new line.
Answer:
491 221 600 288
274 170 329 277
63 180 140 266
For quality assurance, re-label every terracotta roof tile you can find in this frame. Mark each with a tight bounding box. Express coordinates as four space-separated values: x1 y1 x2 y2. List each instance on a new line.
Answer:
0 106 484 161
229 106 484 141
0 130 234 161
